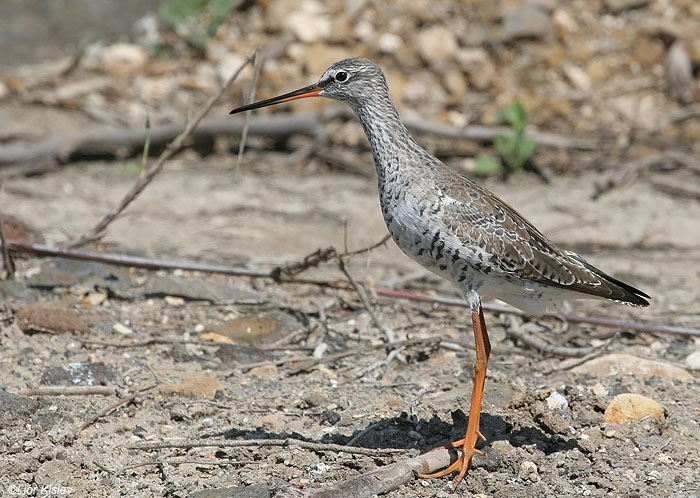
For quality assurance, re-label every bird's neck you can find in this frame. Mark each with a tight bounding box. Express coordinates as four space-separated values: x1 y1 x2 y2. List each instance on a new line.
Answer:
352 98 423 182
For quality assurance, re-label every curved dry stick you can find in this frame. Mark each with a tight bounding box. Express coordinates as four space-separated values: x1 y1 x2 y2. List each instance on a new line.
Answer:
68 53 255 247
297 448 454 498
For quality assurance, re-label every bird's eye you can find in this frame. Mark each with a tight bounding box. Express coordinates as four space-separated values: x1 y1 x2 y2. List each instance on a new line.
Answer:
335 71 348 82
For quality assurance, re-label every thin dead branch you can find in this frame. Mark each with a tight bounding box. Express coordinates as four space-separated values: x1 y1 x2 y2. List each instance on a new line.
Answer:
0 201 15 278
338 257 396 343
235 48 263 175
73 384 157 439
502 314 594 357
19 386 116 396
372 286 700 337
118 458 256 474
125 438 408 457
68 53 256 247
593 150 700 199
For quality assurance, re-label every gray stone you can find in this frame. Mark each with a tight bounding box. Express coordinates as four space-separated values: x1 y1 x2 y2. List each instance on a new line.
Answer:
502 4 553 41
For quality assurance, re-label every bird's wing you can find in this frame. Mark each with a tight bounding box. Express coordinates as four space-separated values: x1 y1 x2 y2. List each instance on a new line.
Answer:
435 170 649 305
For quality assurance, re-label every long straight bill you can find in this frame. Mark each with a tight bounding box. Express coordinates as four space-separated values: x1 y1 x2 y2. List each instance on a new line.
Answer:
229 84 322 114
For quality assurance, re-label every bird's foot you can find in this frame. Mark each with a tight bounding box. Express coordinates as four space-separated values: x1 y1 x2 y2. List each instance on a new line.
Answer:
418 432 487 488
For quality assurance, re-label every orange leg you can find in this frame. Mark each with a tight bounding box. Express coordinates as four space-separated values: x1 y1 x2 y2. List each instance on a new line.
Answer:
420 305 491 488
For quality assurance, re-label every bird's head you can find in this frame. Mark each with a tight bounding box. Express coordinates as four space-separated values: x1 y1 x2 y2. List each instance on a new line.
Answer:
229 57 388 115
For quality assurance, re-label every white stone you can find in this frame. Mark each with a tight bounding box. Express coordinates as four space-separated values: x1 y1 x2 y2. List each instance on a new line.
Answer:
684 351 700 370
546 391 569 410
99 43 148 78
418 26 458 63
284 1 331 43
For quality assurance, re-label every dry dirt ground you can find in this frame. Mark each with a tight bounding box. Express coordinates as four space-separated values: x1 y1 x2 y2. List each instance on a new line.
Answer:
1 114 699 498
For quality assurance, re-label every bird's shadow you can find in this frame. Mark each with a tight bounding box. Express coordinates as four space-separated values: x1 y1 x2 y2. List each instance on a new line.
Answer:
212 409 583 462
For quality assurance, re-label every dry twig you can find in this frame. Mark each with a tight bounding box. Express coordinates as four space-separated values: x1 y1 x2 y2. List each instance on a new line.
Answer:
338 257 396 343
593 150 700 199
502 314 594 358
126 438 407 457
0 201 15 278
73 384 157 438
19 386 116 396
235 48 263 175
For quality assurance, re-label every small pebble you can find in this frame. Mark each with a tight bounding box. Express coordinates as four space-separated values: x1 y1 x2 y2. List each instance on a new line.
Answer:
684 351 700 371
546 391 569 410
113 322 133 335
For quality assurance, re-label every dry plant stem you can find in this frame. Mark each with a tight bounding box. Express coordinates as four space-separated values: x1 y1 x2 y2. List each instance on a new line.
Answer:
502 314 594 357
19 386 116 396
119 459 256 474
372 286 700 338
0 205 15 278
4 240 697 338
593 150 700 199
240 337 441 375
235 48 262 174
126 438 407 457
73 384 157 438
338 257 396 343
68 53 255 247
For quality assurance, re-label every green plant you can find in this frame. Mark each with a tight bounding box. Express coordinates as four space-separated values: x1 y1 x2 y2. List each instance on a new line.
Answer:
475 99 537 176
124 111 151 177
160 0 236 49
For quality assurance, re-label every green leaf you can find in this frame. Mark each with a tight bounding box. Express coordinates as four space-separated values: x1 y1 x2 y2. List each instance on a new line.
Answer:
498 99 528 133
517 139 537 162
160 0 204 29
474 154 504 175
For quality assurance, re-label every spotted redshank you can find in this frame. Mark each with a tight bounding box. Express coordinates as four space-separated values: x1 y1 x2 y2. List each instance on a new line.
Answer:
229 58 650 488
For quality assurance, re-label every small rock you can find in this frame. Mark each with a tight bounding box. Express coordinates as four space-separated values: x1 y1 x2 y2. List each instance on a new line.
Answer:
160 376 224 399
248 364 279 379
518 460 539 481
591 382 608 397
563 64 591 90
254 413 284 430
284 0 331 43
41 362 114 387
502 4 552 41
201 332 235 344
472 446 501 471
546 391 569 410
113 322 133 335
457 48 496 90
684 351 700 370
378 33 402 54
417 26 458 64
99 43 148 78
17 303 90 335
491 439 514 455
552 8 577 38
604 393 664 424
573 353 692 381
605 0 651 14
666 40 696 104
